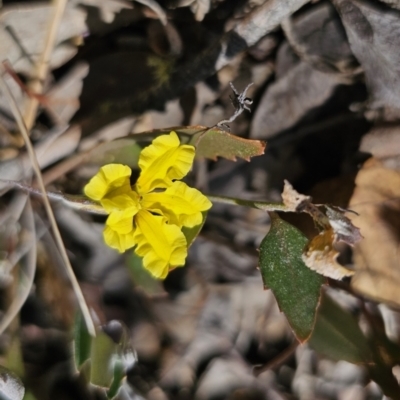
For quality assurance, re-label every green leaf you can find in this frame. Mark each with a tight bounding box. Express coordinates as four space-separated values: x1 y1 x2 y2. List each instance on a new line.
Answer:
182 211 207 248
88 139 142 168
90 331 118 389
309 292 373 364
73 312 92 370
5 337 24 380
108 126 266 162
188 126 266 161
126 253 165 296
259 213 326 342
107 360 125 399
22 391 38 400
87 126 265 166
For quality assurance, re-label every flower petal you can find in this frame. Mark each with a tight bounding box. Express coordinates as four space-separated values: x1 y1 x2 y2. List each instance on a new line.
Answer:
136 132 195 193
106 209 136 234
84 164 132 201
103 225 136 253
133 210 187 279
101 192 140 214
142 181 212 228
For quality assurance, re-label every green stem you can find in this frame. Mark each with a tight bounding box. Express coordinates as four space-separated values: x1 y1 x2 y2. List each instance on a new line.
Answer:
0 179 107 215
206 194 288 212
3 179 288 215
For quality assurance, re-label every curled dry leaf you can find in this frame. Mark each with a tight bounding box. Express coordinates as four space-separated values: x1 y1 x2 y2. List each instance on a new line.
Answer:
282 181 361 280
349 157 400 308
282 180 328 226
359 125 400 162
282 180 312 212
325 206 362 246
135 0 168 25
302 228 355 280
190 0 211 21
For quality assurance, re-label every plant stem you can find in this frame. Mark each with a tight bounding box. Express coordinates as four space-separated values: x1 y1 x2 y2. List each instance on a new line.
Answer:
206 194 288 212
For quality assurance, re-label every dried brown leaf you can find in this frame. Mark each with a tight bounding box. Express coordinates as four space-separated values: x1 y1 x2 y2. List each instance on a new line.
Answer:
136 0 167 25
282 180 312 212
191 0 211 21
282 181 361 280
349 157 400 307
333 0 400 111
360 126 400 161
72 0 132 23
0 4 87 76
281 181 329 228
325 206 362 246
302 228 355 280
250 61 342 139
283 2 358 75
46 63 89 125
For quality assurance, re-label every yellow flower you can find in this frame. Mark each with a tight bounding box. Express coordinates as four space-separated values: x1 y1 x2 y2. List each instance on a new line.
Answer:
84 132 212 279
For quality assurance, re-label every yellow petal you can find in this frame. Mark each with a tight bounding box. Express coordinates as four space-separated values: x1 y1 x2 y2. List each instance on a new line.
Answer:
133 210 187 279
142 181 212 228
103 225 136 253
101 192 140 214
136 132 195 193
106 209 136 234
84 164 132 201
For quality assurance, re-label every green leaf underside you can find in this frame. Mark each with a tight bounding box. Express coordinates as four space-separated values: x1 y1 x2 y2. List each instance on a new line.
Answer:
309 292 372 364
89 138 143 168
127 252 165 295
73 312 92 370
259 214 326 342
90 331 117 388
182 211 207 247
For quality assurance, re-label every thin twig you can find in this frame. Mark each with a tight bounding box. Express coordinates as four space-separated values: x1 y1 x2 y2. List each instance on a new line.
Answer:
0 75 96 337
253 341 298 376
23 0 68 131
193 82 254 147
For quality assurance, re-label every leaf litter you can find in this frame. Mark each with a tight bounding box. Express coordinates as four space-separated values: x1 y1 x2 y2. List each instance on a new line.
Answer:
0 0 400 398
